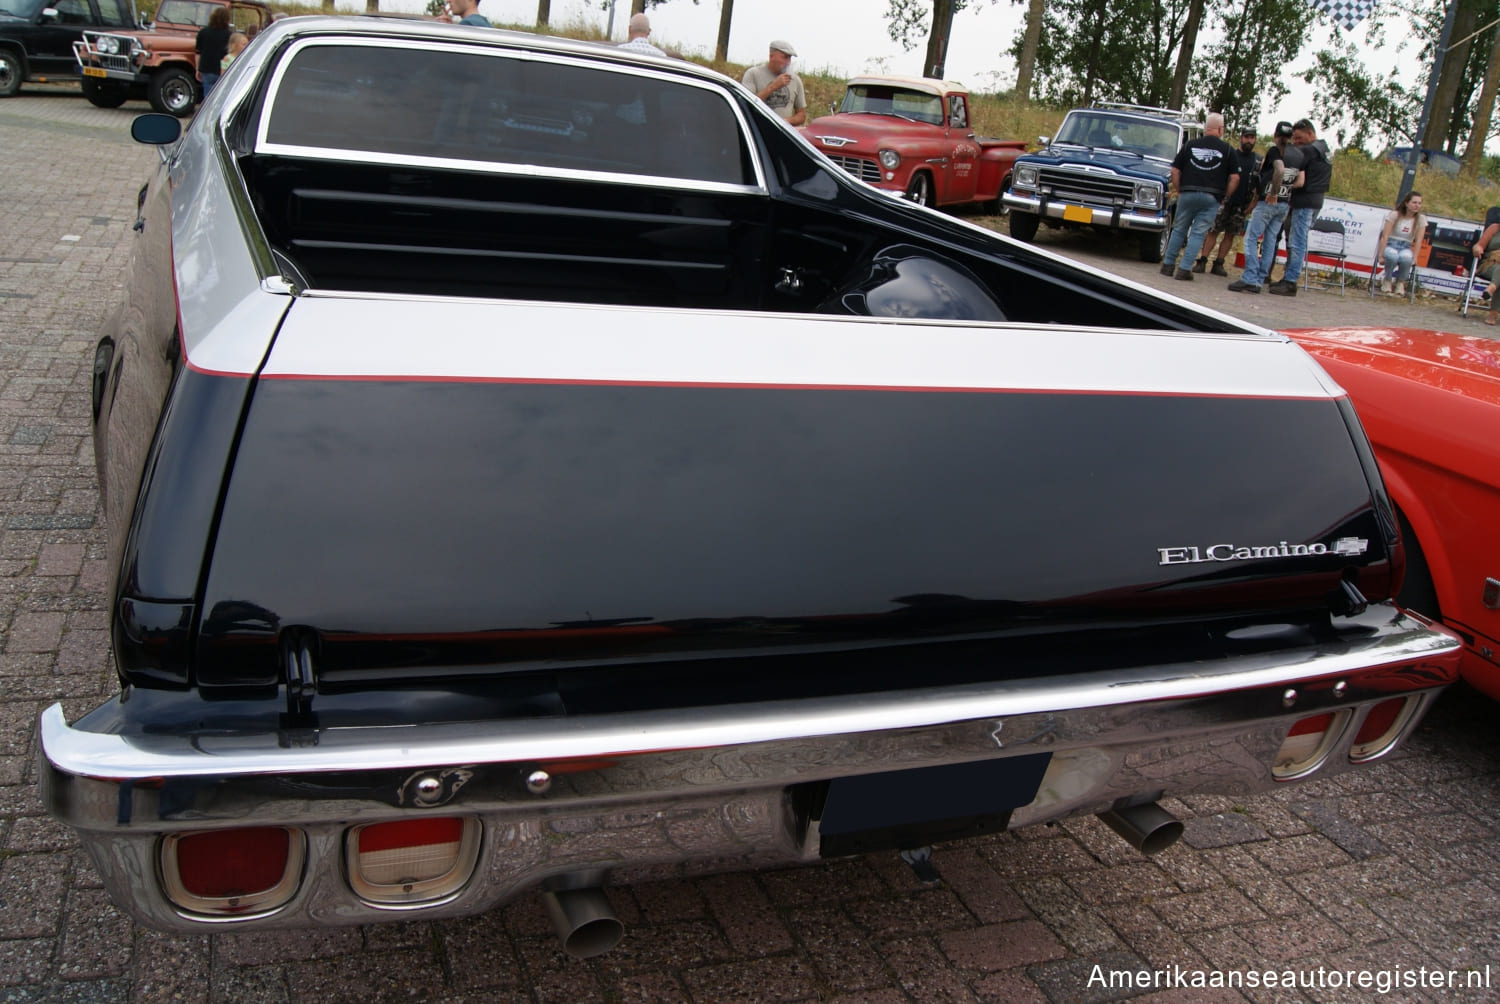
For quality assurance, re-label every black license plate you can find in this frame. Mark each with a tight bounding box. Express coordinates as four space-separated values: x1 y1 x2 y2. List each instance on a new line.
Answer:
817 752 1051 856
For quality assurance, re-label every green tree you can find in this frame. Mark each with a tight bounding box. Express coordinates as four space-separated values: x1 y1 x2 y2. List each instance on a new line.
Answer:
1193 0 1312 129
1302 0 1500 158
1015 0 1186 106
885 0 988 79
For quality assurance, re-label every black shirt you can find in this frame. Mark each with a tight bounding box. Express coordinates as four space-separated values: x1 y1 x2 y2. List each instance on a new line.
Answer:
196 26 231 73
1290 142 1331 210
1171 135 1237 197
1226 147 1261 208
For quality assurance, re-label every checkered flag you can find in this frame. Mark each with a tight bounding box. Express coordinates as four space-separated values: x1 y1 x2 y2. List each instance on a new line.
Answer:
1309 0 1376 32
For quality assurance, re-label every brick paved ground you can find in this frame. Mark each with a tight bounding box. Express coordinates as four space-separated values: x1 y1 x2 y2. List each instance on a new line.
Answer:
2 86 1498 1004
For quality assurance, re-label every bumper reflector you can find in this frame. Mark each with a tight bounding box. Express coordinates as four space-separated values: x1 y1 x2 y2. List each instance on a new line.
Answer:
1273 710 1351 780
347 816 481 906
161 826 305 917
1349 696 1420 762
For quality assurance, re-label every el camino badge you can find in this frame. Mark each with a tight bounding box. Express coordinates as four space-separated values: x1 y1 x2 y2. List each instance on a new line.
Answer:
1158 537 1369 566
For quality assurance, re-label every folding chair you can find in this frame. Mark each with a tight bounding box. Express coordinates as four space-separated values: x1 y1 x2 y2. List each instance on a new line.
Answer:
1459 254 1488 318
1300 218 1348 295
1368 257 1418 304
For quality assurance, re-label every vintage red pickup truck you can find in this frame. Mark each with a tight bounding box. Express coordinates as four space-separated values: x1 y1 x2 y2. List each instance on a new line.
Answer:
801 75 1025 209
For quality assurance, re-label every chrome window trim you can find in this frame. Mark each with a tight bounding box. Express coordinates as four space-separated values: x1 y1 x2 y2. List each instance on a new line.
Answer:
253 36 768 195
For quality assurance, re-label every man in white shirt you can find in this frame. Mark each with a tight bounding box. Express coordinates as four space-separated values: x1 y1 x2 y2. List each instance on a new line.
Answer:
618 13 665 56
742 40 806 125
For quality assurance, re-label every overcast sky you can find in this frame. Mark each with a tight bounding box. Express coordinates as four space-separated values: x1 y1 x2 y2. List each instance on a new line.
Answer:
374 0 1378 142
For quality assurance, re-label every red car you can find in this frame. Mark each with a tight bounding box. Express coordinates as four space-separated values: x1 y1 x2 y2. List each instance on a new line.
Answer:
1288 326 1500 699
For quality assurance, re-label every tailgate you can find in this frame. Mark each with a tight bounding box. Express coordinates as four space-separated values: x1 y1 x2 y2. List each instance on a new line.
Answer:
192 296 1393 691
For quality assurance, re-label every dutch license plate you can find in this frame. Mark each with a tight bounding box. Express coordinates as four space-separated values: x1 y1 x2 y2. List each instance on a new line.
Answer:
1062 204 1093 223
82 67 107 78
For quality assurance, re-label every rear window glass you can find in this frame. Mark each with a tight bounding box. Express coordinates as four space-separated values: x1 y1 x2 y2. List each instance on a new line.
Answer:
262 42 754 186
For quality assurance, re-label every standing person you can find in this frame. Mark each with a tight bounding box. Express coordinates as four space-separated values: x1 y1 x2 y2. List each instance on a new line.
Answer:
1229 121 1303 294
1160 112 1238 281
1469 205 1500 324
195 6 232 99
618 12 666 55
1268 119 1331 296
1193 127 1260 276
1373 191 1427 296
742 40 806 125
445 0 490 27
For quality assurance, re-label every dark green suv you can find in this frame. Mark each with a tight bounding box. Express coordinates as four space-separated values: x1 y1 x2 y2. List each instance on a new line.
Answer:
0 0 136 96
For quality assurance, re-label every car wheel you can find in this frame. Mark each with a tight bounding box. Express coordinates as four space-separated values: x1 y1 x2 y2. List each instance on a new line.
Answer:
148 67 197 117
905 173 933 207
0 49 22 98
1009 210 1040 242
1140 216 1170 263
82 77 129 109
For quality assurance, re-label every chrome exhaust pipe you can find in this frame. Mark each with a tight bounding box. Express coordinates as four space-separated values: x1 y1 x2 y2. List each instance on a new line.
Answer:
1097 802 1184 856
541 887 625 958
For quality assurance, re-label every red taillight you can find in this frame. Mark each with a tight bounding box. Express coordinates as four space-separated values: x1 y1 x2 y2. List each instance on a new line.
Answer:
1274 710 1351 780
1287 713 1334 737
161 827 305 917
1350 696 1421 762
176 827 289 898
357 817 464 857
347 816 480 906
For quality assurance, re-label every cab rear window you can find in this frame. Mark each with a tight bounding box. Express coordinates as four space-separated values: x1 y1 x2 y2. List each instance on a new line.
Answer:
259 40 755 187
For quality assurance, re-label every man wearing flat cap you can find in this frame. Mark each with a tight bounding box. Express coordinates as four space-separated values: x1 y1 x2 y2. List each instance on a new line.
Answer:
743 40 807 125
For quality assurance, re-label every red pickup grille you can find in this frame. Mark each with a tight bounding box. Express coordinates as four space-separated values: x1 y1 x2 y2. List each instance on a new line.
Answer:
827 155 881 184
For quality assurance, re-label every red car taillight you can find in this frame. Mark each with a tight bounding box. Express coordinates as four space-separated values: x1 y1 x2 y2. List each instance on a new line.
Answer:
1349 696 1422 762
160 826 305 917
1273 710 1352 780
346 816 481 906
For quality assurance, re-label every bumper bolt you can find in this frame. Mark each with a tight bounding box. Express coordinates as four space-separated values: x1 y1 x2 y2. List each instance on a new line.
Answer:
527 770 552 794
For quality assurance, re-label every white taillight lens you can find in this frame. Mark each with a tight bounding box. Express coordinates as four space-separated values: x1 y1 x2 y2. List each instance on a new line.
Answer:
1349 696 1421 762
160 826 305 917
347 816 481 906
1273 710 1351 780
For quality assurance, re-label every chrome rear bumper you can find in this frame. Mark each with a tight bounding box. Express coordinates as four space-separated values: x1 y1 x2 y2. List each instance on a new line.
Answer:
40 603 1460 931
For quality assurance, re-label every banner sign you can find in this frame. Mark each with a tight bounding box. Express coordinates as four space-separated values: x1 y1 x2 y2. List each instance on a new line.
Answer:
1255 197 1487 303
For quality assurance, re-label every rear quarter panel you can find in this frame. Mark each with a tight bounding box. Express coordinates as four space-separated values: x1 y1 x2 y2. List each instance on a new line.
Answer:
1289 328 1500 697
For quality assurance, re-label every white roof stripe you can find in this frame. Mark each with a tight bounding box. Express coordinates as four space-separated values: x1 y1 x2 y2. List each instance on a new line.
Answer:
253 294 1335 400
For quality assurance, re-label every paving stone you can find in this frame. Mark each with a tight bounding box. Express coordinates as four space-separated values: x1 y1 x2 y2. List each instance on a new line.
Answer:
784 903 889 995
938 920 1067 971
698 873 794 958
679 954 821 1004
1182 812 1270 850
1026 951 1150 1004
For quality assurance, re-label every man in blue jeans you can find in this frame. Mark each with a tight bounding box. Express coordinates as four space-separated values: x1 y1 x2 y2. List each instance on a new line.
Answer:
1160 113 1238 281
1268 119 1331 296
1229 121 1303 293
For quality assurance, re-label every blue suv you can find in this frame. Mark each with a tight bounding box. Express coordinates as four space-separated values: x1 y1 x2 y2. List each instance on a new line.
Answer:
1003 103 1202 263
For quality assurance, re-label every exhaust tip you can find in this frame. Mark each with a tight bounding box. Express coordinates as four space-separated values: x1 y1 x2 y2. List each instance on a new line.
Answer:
1097 802 1184 856
542 887 625 959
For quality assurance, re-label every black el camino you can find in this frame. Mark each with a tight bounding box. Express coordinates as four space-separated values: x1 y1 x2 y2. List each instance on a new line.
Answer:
39 16 1461 956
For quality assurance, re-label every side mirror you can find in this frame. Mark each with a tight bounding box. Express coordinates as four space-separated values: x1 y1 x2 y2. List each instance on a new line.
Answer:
131 113 182 146
829 102 837 115
1038 135 1051 147
39 6 58 19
